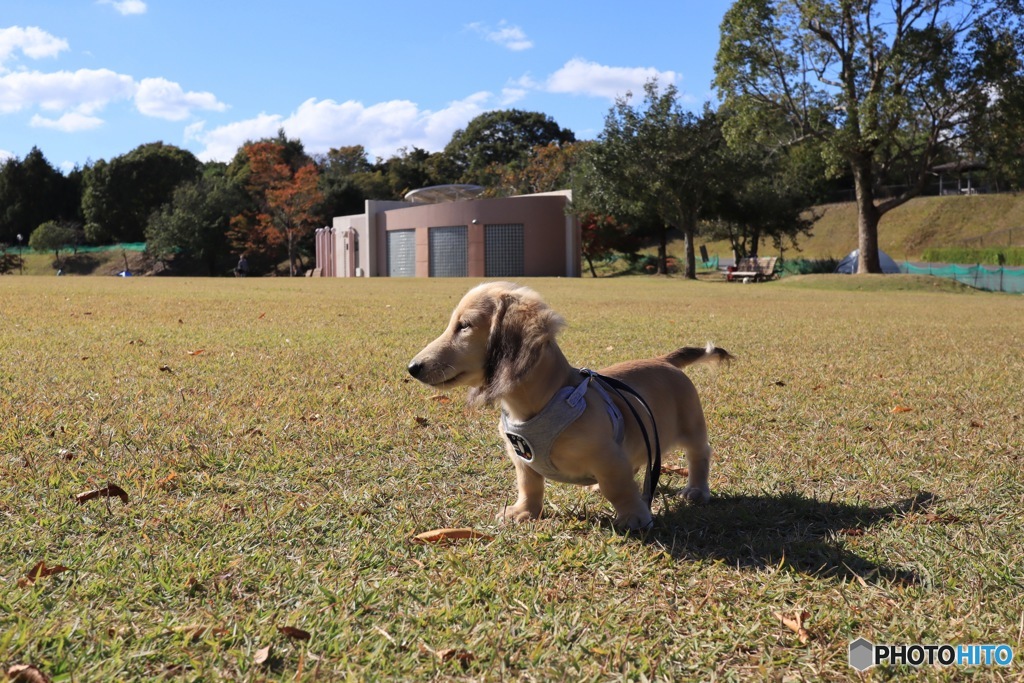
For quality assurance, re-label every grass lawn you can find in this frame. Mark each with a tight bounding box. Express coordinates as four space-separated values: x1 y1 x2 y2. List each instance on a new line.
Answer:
1 275 1022 681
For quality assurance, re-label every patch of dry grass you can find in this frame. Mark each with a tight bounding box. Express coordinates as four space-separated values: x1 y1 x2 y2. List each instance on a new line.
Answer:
1 276 1021 680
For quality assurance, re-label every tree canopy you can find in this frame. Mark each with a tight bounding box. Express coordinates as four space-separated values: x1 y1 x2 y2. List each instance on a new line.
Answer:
444 109 576 186
228 136 323 275
715 0 1024 272
146 170 246 275
29 220 79 268
0 148 80 247
82 142 202 244
574 82 725 278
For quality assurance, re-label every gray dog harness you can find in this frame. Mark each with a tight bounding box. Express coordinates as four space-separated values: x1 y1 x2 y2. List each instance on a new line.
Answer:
502 368 664 509
501 369 624 485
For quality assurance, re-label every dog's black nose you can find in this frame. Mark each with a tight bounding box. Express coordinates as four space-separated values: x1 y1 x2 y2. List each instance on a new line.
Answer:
407 361 424 379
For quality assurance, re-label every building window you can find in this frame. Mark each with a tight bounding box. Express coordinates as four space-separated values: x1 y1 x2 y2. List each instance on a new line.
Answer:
387 230 416 277
429 226 467 277
485 223 524 277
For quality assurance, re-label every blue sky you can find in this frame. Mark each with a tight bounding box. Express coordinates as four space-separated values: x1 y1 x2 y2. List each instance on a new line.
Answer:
1 1 733 172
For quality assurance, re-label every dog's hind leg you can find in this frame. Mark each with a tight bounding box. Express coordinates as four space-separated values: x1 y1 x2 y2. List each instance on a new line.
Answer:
679 439 712 505
498 450 546 522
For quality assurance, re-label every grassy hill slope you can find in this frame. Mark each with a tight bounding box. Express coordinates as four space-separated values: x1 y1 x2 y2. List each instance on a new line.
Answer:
697 193 1024 262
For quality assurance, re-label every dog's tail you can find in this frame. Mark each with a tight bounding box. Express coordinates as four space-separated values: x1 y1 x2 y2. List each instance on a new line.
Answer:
662 342 734 369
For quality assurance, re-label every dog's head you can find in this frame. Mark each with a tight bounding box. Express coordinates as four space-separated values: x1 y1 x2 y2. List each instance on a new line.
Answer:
407 282 565 404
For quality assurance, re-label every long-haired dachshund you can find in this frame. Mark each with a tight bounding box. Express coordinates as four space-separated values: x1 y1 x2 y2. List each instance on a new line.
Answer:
408 282 731 531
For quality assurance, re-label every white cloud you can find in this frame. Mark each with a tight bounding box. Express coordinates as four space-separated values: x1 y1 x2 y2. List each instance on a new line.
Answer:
135 77 227 121
500 87 527 105
193 92 494 162
98 0 148 16
0 148 13 162
545 58 679 100
0 69 225 125
30 111 105 132
190 112 284 161
0 27 69 69
468 21 533 51
0 68 136 115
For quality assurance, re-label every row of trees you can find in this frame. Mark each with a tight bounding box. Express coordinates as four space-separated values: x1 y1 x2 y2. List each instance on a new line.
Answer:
0 110 580 275
4 0 1024 276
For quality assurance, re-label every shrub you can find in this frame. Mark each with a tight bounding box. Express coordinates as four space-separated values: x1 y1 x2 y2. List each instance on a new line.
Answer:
779 258 840 275
921 247 1024 266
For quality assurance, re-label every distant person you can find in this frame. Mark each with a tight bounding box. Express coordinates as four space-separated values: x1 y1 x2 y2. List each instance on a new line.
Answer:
235 254 249 277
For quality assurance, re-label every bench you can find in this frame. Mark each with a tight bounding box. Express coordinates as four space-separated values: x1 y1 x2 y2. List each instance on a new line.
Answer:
727 256 778 282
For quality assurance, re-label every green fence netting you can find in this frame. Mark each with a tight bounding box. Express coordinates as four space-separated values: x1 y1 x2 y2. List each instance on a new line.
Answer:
700 255 719 270
56 242 147 254
901 262 1024 293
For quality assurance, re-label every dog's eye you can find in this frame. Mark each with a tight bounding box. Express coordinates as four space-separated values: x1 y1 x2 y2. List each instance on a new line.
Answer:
455 320 472 332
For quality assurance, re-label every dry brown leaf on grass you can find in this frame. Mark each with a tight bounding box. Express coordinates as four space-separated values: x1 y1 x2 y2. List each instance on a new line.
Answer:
411 528 494 544
172 624 228 641
421 644 475 667
17 561 70 587
253 645 271 665
891 405 914 414
7 664 51 683
186 349 205 356
159 365 173 373
436 648 474 666
922 513 962 524
775 610 812 644
75 483 129 505
278 625 311 641
660 465 689 477
414 416 430 427
428 394 451 404
156 472 178 490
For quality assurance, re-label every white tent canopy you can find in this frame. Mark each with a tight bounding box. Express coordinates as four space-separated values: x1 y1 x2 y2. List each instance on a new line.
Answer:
835 249 901 274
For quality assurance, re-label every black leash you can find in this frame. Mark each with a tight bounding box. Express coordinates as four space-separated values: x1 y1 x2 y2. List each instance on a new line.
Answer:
585 370 661 509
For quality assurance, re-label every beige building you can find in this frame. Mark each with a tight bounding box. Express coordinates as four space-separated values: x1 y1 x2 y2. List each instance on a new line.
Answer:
314 186 580 278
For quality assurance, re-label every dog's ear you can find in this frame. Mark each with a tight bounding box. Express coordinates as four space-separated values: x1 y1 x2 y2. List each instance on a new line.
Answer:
470 289 565 405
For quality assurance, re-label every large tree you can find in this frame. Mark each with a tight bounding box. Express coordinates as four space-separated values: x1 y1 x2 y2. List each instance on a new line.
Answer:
28 220 79 269
574 82 724 278
444 109 576 186
707 115 827 258
715 0 1024 273
0 147 80 246
146 169 246 275
493 141 588 197
229 138 323 275
81 142 202 244
380 146 450 197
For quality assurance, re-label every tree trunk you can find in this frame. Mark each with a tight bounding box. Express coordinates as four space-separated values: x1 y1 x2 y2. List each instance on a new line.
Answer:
852 158 882 274
287 229 296 276
749 228 761 258
585 254 597 278
683 212 697 280
657 227 668 275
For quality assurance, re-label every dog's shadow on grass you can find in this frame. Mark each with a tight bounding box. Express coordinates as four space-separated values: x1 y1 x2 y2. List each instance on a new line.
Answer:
646 490 936 586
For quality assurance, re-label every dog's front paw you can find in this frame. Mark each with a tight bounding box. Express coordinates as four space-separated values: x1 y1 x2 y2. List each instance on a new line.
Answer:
497 502 541 522
613 511 654 532
681 485 711 505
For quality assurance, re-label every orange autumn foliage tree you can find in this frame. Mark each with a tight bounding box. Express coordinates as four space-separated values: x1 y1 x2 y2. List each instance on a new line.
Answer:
230 141 323 275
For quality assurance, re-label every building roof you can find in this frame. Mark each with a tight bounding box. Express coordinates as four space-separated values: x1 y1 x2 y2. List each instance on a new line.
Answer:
403 184 485 204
